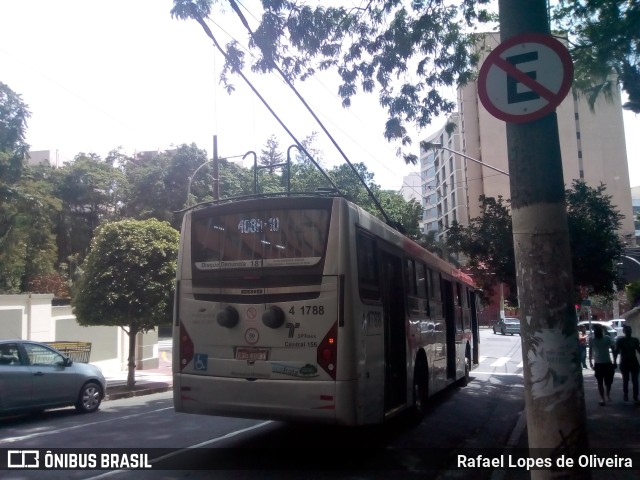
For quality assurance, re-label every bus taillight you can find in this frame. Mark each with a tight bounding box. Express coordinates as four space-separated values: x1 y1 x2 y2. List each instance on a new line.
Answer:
180 323 194 371
317 322 338 380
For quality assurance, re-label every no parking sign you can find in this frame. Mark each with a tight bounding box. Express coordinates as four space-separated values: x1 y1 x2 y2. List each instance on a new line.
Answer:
478 33 574 123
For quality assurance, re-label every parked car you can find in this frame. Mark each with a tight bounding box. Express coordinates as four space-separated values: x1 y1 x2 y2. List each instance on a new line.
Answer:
0 340 106 416
493 317 521 335
577 320 617 339
609 319 626 336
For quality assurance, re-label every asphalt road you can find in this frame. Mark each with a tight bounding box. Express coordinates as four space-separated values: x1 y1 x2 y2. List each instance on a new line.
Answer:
1 329 525 480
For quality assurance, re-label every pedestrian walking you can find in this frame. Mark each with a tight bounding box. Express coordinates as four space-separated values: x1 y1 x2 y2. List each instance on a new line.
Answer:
589 324 616 406
614 325 640 405
578 325 588 369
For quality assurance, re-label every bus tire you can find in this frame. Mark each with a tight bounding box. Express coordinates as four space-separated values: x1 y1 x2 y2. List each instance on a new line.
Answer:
462 343 471 386
411 356 429 422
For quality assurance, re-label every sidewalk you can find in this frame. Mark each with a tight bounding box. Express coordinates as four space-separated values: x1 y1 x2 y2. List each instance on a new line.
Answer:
103 347 173 400
100 350 639 476
504 368 640 479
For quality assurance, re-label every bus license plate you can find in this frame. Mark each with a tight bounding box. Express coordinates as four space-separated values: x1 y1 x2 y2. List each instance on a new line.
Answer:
235 347 269 361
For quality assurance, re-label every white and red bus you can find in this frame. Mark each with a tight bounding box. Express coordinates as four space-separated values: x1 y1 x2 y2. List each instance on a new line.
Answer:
173 193 479 426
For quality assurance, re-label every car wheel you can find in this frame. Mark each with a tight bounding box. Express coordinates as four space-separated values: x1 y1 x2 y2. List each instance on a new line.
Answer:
76 382 102 413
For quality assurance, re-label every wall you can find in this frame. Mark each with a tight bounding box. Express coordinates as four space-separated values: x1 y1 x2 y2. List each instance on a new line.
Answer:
0 294 159 374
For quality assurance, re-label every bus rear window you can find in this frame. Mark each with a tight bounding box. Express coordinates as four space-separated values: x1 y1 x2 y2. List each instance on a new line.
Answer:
192 208 330 270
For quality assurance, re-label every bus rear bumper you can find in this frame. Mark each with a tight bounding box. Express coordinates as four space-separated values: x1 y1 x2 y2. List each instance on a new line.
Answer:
174 374 358 425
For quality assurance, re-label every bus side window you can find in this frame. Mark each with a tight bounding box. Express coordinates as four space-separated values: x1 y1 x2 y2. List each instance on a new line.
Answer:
456 283 464 331
356 231 380 302
416 262 430 316
429 268 441 302
405 259 416 296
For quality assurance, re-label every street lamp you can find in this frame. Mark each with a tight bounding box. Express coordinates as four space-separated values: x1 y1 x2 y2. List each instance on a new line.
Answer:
186 160 214 207
186 153 251 206
424 141 510 177
622 255 640 268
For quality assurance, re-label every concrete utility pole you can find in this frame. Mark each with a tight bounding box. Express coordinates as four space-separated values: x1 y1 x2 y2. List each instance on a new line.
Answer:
498 1 589 478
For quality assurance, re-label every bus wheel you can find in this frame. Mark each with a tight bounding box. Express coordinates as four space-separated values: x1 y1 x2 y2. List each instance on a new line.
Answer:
411 358 429 422
462 354 471 386
462 343 471 386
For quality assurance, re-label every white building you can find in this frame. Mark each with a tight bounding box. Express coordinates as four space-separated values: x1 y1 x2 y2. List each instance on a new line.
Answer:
27 149 61 167
399 172 422 202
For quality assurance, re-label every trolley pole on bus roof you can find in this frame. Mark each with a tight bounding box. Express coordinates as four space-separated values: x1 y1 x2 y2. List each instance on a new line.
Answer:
498 1 588 476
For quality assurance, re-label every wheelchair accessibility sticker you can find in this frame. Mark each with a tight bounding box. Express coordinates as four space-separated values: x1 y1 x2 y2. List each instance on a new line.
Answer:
194 353 208 371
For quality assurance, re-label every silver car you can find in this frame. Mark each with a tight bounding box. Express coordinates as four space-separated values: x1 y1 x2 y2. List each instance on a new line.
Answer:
0 340 106 415
493 317 521 335
577 320 617 339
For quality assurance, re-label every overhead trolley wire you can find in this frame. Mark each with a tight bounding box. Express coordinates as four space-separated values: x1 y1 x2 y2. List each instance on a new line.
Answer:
224 0 400 230
184 3 341 196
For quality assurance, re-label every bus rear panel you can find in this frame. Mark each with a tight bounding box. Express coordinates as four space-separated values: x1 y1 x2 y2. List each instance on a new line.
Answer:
173 197 358 424
173 195 479 426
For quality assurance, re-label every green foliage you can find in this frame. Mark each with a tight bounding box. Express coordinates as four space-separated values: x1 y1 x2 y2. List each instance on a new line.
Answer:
446 195 516 303
124 144 209 228
446 182 626 302
171 0 493 163
378 191 423 239
565 180 624 295
218 158 254 197
626 281 640 307
0 83 63 293
72 218 179 332
173 0 640 172
418 231 448 259
28 273 70 298
0 81 30 183
259 135 285 174
552 0 640 113
52 154 127 267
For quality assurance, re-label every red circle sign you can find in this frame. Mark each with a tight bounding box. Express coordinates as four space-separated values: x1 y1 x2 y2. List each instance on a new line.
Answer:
478 33 574 123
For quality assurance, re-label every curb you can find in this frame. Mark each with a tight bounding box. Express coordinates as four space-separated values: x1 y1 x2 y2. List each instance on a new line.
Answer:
105 384 173 401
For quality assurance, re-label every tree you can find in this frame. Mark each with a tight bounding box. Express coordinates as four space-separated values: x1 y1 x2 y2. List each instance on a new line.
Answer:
626 281 640 308
0 81 30 184
417 230 452 261
171 1 492 163
123 144 209 228
73 219 179 388
377 190 423 239
446 195 516 304
218 158 253 198
171 0 639 163
0 82 62 293
259 134 285 174
446 181 626 303
53 154 127 268
565 180 625 295
551 0 640 113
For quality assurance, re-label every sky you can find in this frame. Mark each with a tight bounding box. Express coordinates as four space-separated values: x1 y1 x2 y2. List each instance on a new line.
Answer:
1 0 639 192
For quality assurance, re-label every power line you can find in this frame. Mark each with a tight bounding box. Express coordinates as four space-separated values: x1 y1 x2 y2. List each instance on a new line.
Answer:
223 0 397 228
184 4 340 195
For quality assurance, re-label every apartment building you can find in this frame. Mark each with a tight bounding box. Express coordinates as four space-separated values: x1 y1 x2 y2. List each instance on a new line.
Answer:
420 33 635 242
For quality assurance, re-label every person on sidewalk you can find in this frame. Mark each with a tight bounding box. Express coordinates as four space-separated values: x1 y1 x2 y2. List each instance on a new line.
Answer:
578 325 588 369
613 325 640 405
589 324 616 406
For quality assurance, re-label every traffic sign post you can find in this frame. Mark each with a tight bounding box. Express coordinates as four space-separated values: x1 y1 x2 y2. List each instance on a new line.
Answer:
497 1 588 470
478 33 574 123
